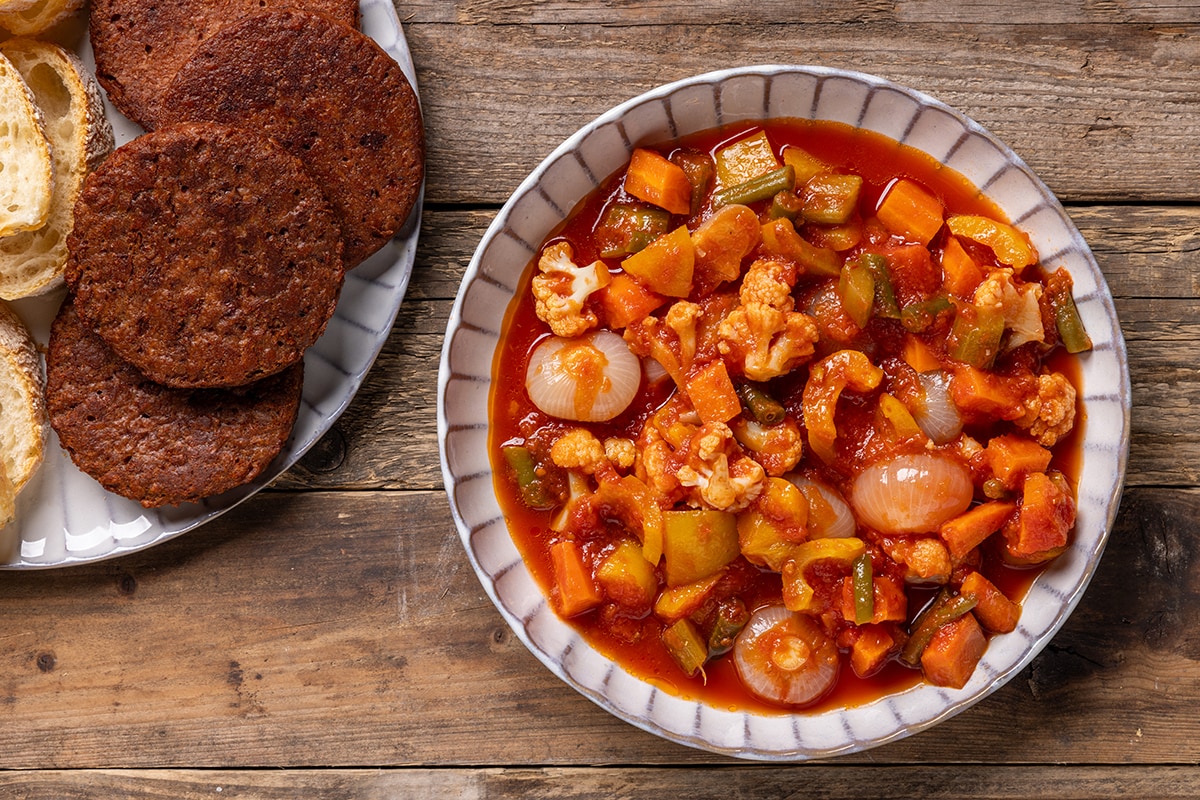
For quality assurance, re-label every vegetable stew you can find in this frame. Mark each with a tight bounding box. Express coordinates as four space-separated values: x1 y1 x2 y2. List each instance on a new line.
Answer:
490 119 1087 713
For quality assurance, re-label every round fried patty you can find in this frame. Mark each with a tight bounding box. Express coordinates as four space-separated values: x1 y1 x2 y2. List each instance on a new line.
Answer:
160 9 425 267
46 297 304 508
89 0 359 130
66 121 344 389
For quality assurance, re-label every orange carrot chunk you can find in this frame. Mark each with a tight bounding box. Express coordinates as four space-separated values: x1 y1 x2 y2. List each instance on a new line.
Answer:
686 359 742 425
984 434 1053 492
960 571 1020 633
624 148 693 216
938 499 1018 559
920 613 987 689
549 540 603 618
940 235 985 297
876 178 945 246
849 624 897 678
596 272 666 329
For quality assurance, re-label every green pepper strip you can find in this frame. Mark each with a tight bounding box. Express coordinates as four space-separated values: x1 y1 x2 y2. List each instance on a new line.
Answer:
502 445 555 510
900 295 952 333
899 590 979 667
707 598 750 659
1050 285 1093 354
852 551 874 625
838 258 875 329
861 253 901 319
595 204 671 258
662 618 709 679
713 165 796 207
735 382 786 425
948 304 1005 369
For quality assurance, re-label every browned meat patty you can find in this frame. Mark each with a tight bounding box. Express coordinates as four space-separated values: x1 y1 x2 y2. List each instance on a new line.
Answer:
46 297 304 508
89 0 359 130
160 9 424 267
65 121 345 389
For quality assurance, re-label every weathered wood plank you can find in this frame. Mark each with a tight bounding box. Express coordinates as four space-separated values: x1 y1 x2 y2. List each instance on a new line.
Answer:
396 0 1200 25
405 21 1200 205
0 487 1189 767
5 764 1200 799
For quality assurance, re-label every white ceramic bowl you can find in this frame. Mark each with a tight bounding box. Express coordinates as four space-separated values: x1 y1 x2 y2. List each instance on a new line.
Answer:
438 65 1131 760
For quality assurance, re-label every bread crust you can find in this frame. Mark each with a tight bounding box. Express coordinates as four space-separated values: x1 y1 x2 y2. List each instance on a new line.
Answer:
0 38 115 300
89 0 359 129
0 300 47 498
46 297 303 508
161 9 425 267
66 121 345 389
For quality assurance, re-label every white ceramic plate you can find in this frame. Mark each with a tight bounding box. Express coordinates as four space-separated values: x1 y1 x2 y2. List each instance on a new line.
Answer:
0 0 422 568
439 65 1130 760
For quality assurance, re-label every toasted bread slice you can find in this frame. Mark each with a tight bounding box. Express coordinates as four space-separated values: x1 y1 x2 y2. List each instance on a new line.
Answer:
0 39 114 299
0 53 52 238
0 0 84 36
0 301 46 498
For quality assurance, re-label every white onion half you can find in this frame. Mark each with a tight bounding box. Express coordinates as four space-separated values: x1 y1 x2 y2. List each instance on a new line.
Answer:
525 330 641 421
912 370 963 445
786 475 857 539
849 452 973 534
733 605 840 708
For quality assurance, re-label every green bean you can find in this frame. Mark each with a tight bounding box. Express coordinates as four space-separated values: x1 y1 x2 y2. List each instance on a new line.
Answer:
852 552 874 625
713 165 796 207
735 383 787 425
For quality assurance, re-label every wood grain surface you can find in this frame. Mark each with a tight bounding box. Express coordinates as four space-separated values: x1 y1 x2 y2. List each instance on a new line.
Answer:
3 0 1198 796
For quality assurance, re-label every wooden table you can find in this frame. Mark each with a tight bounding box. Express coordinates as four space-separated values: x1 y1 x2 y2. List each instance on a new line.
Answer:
1 1 1195 796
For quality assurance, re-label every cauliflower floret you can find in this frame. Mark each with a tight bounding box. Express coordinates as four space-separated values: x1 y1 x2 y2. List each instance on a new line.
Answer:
549 428 608 474
717 258 819 381
1014 371 1077 447
532 241 612 338
973 268 1044 350
675 422 766 512
730 416 805 476
604 437 637 470
665 300 702 368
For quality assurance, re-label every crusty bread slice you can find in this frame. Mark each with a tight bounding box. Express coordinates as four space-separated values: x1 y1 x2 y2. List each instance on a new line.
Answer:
0 39 114 299
0 301 46 498
0 52 52 238
0 0 84 36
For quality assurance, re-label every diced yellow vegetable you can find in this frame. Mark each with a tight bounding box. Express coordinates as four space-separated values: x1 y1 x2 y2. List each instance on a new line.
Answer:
620 225 694 297
781 537 866 612
877 392 925 440
714 130 781 187
737 478 809 571
946 214 1037 271
595 539 659 609
661 509 740 587
653 571 724 621
782 145 829 185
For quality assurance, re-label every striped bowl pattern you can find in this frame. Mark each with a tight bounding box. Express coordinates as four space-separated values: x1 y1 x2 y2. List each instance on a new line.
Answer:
438 65 1130 760
1 0 422 568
